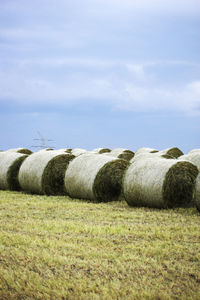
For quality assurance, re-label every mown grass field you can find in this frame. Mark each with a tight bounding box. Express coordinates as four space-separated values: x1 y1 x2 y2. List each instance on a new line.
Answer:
0 190 199 300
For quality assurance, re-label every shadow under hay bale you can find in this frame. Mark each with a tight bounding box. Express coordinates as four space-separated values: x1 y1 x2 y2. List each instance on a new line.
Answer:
123 158 198 209
0 152 28 191
64 153 129 202
19 151 75 195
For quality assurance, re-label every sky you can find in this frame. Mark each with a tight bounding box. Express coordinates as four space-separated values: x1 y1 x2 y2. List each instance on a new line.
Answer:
0 0 200 152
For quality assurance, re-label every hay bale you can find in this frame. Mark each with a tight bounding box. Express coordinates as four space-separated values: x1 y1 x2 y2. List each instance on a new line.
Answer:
37 148 54 152
123 157 198 208
18 151 75 195
64 153 129 202
66 148 72 153
158 147 183 159
195 174 200 211
0 152 28 190
188 149 200 154
105 148 135 161
71 148 88 156
178 153 200 170
5 148 32 155
130 152 158 163
131 147 183 163
178 153 200 211
134 147 158 157
92 148 111 154
56 149 72 154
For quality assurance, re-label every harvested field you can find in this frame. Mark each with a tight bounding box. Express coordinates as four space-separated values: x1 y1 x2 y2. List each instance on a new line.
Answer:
0 190 199 300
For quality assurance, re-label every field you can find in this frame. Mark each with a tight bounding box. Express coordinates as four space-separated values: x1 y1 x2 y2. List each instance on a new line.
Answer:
0 191 199 300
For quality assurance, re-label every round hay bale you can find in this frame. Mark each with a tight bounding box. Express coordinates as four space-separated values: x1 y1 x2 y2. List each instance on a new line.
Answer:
178 152 200 170
158 147 183 159
56 149 72 154
37 148 54 152
71 148 88 156
130 152 158 163
105 148 135 161
18 151 75 195
66 148 72 153
5 148 33 155
0 152 28 190
195 174 200 211
131 147 183 162
92 148 111 154
64 153 129 202
134 147 158 157
123 158 198 208
187 149 200 154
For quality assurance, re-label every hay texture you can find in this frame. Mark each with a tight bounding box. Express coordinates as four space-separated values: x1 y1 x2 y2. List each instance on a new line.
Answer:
36 148 54 152
158 147 183 159
18 151 75 195
187 149 200 154
123 158 198 209
65 153 129 202
71 148 88 156
178 152 200 170
195 174 200 211
105 148 135 161
134 147 158 157
5 148 32 155
0 152 28 190
92 148 111 154
130 152 159 163
131 147 183 163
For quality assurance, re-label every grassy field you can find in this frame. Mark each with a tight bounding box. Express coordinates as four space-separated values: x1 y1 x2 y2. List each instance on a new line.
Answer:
0 190 199 300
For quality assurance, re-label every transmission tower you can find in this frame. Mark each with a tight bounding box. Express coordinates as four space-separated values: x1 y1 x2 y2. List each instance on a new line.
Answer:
31 131 55 149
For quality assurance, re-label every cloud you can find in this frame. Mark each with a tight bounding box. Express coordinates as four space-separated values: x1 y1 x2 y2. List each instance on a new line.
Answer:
116 81 200 114
2 0 199 17
0 57 200 115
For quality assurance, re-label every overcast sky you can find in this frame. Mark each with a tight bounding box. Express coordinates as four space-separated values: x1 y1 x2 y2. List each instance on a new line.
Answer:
0 0 200 152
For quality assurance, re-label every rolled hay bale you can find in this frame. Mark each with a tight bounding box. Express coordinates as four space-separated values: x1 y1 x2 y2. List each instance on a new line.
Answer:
0 152 28 190
5 148 33 155
105 148 135 161
130 152 159 163
123 157 198 209
66 148 72 153
158 147 183 159
18 151 75 195
187 149 200 154
134 147 159 157
130 147 183 163
178 152 200 170
71 148 88 156
37 148 54 152
195 174 200 211
64 153 129 202
92 148 111 154
56 149 72 154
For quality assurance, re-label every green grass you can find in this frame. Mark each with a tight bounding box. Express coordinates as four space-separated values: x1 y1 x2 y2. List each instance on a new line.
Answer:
0 190 199 300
